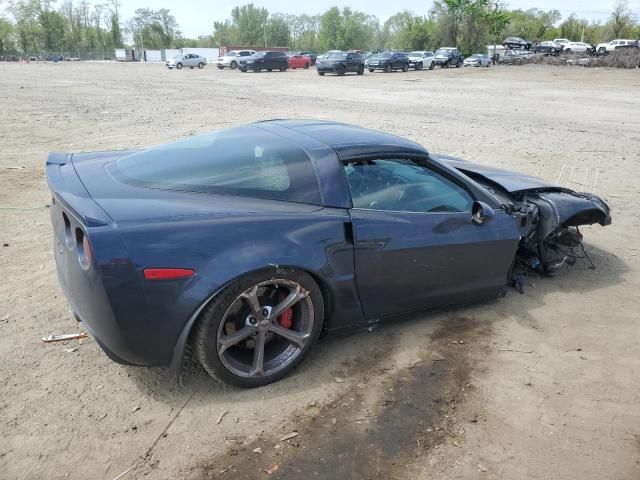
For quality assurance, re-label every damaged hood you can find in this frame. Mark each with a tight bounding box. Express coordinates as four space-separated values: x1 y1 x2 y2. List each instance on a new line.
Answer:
435 153 611 232
435 154 563 193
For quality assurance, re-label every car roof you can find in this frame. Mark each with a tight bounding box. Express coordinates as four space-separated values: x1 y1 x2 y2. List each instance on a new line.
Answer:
259 120 428 158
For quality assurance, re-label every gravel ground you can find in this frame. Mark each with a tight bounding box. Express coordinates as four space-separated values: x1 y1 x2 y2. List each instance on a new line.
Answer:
0 62 639 480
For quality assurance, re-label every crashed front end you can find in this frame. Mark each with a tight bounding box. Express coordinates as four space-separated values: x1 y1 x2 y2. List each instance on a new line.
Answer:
496 188 610 289
440 155 611 291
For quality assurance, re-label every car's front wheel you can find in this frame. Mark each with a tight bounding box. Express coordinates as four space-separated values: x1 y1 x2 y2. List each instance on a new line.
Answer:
357 65 364 75
176 63 183 69
384 64 392 73
195 269 324 387
369 68 375 73
402 63 409 72
230 61 237 69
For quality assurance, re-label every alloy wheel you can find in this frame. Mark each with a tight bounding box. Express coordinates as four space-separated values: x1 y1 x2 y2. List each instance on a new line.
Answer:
215 279 315 379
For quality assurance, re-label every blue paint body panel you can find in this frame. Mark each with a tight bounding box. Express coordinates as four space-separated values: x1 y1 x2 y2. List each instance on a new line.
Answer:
45 120 609 369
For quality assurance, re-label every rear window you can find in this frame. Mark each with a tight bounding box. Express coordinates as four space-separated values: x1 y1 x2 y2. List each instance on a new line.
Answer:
110 127 322 204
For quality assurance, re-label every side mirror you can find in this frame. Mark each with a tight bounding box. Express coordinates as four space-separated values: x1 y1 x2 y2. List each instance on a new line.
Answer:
472 201 495 225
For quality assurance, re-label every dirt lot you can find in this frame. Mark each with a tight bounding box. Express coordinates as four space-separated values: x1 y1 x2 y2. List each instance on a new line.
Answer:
0 62 639 480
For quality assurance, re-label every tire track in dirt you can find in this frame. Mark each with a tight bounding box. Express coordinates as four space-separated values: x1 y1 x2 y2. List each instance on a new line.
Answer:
187 315 494 480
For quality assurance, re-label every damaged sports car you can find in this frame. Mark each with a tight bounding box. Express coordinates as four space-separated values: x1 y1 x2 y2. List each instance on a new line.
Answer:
46 120 610 387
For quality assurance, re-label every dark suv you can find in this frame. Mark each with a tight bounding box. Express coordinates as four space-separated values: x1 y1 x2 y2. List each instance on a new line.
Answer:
316 51 365 76
434 47 464 68
368 52 409 72
239 51 288 72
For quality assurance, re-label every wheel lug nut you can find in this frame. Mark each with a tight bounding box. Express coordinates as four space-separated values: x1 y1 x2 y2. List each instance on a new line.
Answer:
262 309 269 316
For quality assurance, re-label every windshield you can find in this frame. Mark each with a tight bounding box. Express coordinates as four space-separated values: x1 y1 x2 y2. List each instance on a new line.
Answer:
111 127 322 204
435 49 451 56
327 52 347 60
253 52 266 58
471 54 482 58
227 51 240 56
409 51 423 56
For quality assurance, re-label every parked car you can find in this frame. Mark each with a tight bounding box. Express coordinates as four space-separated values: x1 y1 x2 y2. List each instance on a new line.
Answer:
217 50 255 69
463 53 491 67
288 53 311 69
503 37 532 50
534 41 563 54
316 51 365 76
46 120 611 387
562 42 595 54
553 38 571 48
596 39 638 54
407 51 436 70
166 54 206 69
368 52 410 72
434 47 463 68
47 55 64 62
238 51 288 72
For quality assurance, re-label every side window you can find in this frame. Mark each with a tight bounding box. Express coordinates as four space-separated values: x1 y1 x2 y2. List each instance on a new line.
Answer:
347 54 354 60
343 158 472 213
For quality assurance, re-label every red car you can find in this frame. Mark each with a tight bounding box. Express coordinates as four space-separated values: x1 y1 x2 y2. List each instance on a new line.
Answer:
288 54 311 69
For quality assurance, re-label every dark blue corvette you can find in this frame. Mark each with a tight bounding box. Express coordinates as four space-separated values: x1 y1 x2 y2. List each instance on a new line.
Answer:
47 120 610 387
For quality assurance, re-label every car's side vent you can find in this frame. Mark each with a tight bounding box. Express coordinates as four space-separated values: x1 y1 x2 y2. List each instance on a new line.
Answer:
343 222 354 245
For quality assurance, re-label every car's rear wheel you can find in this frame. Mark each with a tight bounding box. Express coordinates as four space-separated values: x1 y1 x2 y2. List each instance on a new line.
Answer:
217 66 224 69
230 61 237 69
280 64 287 72
304 63 309 69
369 68 375 73
317 71 325 76
195 269 324 387
357 65 364 75
402 63 409 72
598 47 606 54
429 62 435 70
176 63 183 69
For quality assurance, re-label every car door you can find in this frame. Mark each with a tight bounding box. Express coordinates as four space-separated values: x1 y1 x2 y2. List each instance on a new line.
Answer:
346 53 355 71
344 155 519 320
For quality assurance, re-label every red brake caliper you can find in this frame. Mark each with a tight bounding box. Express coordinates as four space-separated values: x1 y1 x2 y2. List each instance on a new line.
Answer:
278 308 293 329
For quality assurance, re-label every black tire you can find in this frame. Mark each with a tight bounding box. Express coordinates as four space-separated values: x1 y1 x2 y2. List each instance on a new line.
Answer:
402 63 409 72
563 48 570 54
217 66 224 69
337 65 346 76
280 64 287 72
267 68 272 72
198 63 205 69
190 66 194 69
357 65 364 75
369 68 375 73
230 60 237 69
195 268 324 387
429 62 435 70
598 47 606 54
176 63 183 69
304 63 309 69
415 62 423 70
318 71 325 76
254 65 261 72
551 48 557 54
384 63 392 73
